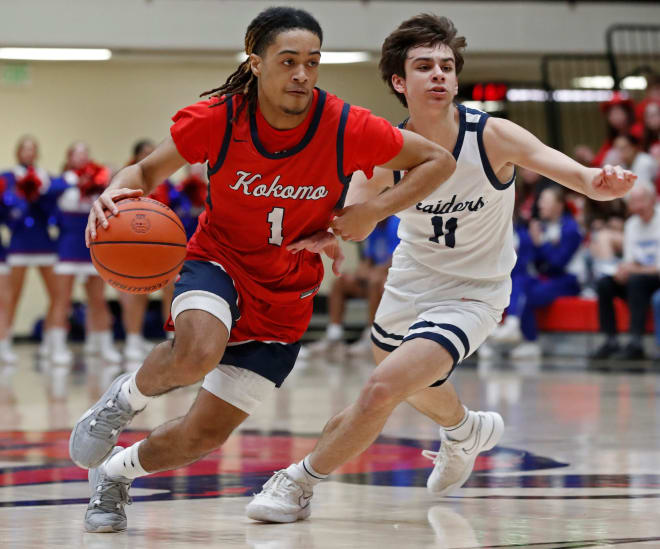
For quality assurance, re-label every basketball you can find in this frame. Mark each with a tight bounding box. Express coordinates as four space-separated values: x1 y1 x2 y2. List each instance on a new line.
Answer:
90 197 187 294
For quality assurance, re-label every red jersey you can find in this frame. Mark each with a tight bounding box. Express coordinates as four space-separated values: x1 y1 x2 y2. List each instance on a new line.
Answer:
170 88 402 342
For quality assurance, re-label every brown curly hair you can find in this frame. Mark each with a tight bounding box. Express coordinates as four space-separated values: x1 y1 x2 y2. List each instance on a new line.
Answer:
379 14 466 107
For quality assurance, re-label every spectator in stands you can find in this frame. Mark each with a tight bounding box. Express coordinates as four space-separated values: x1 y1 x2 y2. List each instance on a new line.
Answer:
592 181 660 360
641 101 660 153
51 142 121 365
0 136 61 362
515 168 555 223
611 133 658 190
0 180 12 363
299 216 400 360
592 93 637 168
490 186 582 359
479 217 534 360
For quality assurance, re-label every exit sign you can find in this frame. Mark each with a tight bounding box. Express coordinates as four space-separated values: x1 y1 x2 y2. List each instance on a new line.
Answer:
2 63 31 87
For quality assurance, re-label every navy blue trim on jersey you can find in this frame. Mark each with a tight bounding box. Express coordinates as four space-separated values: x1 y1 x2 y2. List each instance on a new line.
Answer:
222 340 302 387
373 322 404 341
371 333 398 352
173 260 241 325
403 332 460 367
409 321 470 357
208 97 234 177
476 114 515 191
206 96 235 210
334 101 353 208
453 104 467 160
392 170 402 185
249 89 327 159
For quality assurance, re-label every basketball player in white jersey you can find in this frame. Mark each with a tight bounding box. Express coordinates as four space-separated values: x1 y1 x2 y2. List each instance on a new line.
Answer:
247 14 636 523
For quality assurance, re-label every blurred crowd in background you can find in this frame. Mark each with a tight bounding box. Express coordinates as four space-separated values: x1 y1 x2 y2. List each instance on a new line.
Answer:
1 79 659 370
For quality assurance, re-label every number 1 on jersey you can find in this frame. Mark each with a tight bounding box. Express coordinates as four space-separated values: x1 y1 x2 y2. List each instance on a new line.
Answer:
268 207 285 246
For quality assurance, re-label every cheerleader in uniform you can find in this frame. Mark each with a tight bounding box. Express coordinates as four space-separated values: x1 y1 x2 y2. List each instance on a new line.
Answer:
0 136 61 360
50 142 121 365
0 176 15 364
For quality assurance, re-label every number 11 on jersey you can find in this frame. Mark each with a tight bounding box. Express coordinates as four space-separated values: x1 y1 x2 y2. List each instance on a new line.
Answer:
268 207 285 246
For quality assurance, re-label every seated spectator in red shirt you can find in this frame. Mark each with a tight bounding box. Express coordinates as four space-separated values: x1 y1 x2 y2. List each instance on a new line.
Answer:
490 186 582 359
592 181 660 360
592 93 637 168
611 134 658 192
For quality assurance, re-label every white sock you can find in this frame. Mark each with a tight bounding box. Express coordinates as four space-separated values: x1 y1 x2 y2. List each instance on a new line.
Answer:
87 331 101 345
504 316 520 330
286 455 328 487
120 372 153 411
443 406 475 442
104 441 149 480
50 328 68 349
0 338 10 351
126 333 143 349
97 330 116 349
326 323 343 341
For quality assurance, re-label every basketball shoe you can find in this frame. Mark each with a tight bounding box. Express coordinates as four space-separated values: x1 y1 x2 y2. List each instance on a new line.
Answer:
69 373 141 468
84 446 132 533
246 470 313 523
422 410 504 496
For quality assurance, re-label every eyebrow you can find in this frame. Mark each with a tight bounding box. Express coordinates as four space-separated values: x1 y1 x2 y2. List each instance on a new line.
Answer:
277 49 321 56
409 56 455 63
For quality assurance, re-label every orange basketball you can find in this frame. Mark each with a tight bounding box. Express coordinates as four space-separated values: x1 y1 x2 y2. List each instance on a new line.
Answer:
90 197 187 294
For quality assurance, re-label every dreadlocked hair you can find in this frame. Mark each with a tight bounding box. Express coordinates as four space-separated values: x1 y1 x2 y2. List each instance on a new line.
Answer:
201 6 323 122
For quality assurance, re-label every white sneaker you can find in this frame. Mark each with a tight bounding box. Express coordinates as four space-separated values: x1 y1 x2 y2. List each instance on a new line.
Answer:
489 321 522 345
347 335 372 357
51 346 73 366
510 342 542 360
0 345 17 364
423 411 504 496
246 470 313 523
477 342 497 360
298 338 344 360
123 340 148 363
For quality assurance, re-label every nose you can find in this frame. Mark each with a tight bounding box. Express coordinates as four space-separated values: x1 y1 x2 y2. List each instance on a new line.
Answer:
431 65 445 82
292 63 308 83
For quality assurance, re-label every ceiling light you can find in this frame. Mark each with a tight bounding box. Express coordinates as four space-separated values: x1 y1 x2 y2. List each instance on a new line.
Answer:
0 48 112 61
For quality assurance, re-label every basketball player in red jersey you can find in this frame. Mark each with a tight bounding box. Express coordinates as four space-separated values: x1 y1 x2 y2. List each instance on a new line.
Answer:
68 7 456 532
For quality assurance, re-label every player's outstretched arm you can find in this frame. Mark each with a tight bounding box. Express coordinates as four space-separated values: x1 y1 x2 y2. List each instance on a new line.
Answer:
86 137 186 245
485 118 636 200
332 130 455 241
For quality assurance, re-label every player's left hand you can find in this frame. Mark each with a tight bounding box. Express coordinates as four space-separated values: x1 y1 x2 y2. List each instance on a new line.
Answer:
330 203 379 242
589 165 636 200
287 231 345 276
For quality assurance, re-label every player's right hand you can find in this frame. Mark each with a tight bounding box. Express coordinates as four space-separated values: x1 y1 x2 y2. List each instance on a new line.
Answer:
287 230 345 276
86 187 144 247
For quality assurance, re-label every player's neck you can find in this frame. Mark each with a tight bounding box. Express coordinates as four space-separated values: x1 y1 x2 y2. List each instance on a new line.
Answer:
256 93 313 130
406 103 458 145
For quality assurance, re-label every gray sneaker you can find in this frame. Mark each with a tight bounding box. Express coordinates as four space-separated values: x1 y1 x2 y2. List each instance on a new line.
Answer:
69 373 141 469
84 446 132 533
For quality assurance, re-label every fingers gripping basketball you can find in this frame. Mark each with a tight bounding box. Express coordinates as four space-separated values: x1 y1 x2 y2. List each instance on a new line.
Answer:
90 197 187 294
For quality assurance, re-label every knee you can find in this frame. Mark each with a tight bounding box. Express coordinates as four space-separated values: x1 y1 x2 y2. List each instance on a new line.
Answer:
356 377 401 417
170 336 224 384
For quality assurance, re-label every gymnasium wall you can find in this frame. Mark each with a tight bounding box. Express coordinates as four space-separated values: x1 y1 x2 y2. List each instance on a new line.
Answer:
1 0 657 336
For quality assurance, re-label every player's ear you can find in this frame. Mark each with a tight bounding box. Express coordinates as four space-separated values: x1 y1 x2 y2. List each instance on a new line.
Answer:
249 53 262 77
391 74 406 95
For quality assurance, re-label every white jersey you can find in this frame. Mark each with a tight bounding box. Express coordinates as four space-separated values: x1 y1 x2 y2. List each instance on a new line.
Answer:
391 104 516 309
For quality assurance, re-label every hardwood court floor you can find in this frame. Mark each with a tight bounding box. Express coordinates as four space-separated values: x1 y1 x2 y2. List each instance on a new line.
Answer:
1 344 660 548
